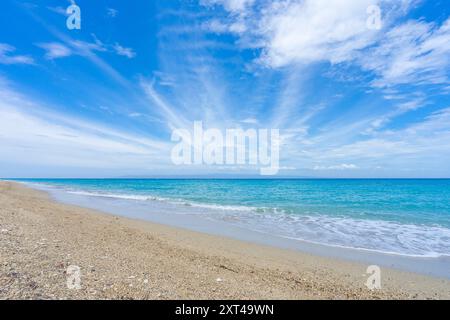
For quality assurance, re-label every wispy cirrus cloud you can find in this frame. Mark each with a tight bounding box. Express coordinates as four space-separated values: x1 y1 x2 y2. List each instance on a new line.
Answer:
36 35 105 60
0 43 34 65
140 78 190 130
0 81 170 175
107 8 118 18
363 96 428 134
201 0 255 13
200 0 449 89
298 106 450 170
313 164 359 171
47 6 68 16
359 18 450 87
113 43 136 58
1 0 448 177
201 0 389 61
37 36 136 61
36 42 72 59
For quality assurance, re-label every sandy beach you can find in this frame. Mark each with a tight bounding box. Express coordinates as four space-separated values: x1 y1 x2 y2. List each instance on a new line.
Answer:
0 181 449 300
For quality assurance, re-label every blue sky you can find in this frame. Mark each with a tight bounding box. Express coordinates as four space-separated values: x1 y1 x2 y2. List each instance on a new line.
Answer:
0 0 449 178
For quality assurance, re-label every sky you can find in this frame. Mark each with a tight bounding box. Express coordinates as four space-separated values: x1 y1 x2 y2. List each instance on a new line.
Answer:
0 0 449 178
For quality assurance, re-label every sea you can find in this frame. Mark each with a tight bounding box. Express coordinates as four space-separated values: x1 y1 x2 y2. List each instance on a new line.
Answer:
12 178 450 277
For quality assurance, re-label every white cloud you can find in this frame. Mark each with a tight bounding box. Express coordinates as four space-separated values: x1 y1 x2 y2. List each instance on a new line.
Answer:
202 0 388 65
36 43 72 59
140 79 190 130
202 18 248 34
35 39 105 61
113 43 136 59
201 0 255 14
241 117 258 124
47 6 68 16
200 0 449 88
35 30 133 89
359 18 450 87
258 0 380 67
202 19 231 33
276 96 450 176
71 36 107 55
200 0 255 35
0 83 170 170
313 164 359 170
364 97 427 134
153 71 176 87
0 43 34 65
36 37 136 61
107 8 118 18
314 107 450 162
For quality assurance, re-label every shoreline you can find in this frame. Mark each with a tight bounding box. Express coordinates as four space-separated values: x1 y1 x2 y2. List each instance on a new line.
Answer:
1 181 449 299
24 180 450 279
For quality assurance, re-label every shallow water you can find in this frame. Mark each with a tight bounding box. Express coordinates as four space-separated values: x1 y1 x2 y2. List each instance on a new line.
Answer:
16 178 450 258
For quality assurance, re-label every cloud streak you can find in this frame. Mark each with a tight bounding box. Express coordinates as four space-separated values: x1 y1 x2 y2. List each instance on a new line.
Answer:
0 43 34 65
0 82 171 175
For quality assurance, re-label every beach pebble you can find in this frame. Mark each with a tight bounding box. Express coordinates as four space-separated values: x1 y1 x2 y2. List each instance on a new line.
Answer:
216 278 223 282
143 279 149 284
1 229 8 233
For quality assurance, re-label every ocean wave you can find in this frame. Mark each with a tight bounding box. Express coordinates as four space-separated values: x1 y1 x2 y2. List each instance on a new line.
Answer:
67 190 262 212
66 190 296 214
182 201 260 212
67 190 168 202
45 185 450 258
226 213 450 258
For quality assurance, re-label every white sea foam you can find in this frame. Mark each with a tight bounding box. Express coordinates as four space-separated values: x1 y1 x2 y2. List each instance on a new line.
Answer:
67 190 259 212
183 201 259 212
41 185 450 258
224 212 450 258
67 190 168 202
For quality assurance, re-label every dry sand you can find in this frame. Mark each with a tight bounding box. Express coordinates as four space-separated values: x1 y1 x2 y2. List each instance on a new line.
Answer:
0 181 449 300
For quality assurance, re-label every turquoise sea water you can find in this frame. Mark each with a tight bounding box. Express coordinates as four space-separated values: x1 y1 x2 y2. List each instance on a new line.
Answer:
15 179 450 258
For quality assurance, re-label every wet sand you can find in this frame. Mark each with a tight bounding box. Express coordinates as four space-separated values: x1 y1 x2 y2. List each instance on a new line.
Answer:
1 181 449 299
